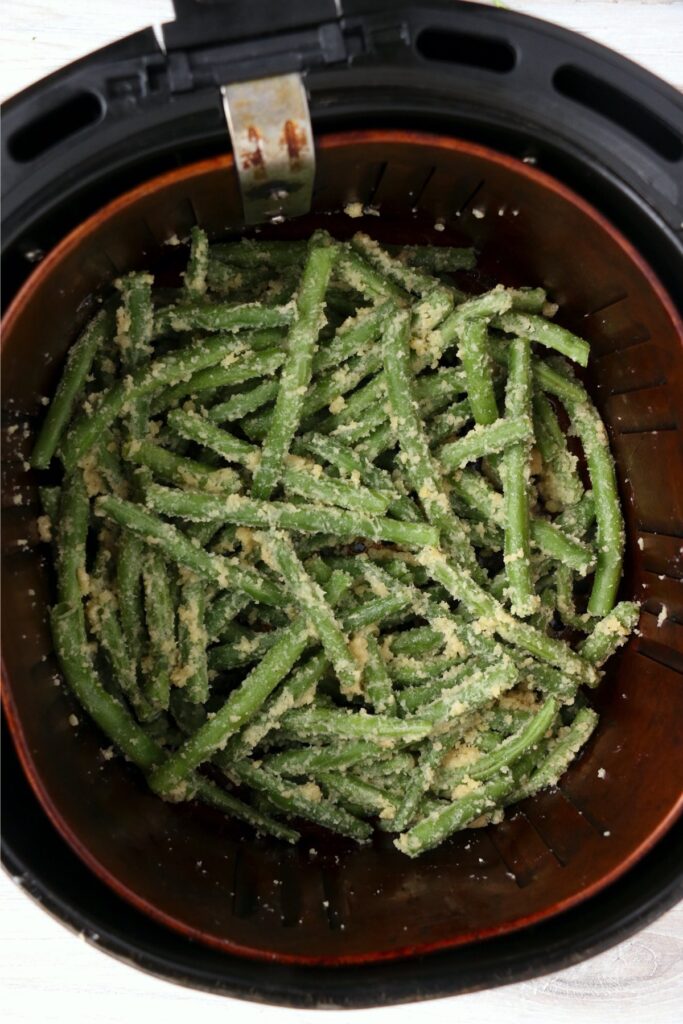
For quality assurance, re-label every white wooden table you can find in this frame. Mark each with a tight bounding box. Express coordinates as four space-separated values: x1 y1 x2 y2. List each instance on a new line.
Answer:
2 3 682 1022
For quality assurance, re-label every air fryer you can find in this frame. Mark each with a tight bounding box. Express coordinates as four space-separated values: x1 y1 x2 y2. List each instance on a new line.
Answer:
2 0 682 1008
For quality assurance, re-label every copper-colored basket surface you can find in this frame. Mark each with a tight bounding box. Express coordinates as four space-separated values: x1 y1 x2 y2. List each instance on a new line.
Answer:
2 131 682 965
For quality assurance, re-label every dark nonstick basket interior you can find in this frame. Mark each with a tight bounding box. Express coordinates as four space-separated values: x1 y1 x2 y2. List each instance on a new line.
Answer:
2 131 682 965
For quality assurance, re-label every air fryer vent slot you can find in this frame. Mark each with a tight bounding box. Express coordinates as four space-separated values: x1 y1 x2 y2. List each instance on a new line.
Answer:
8 92 104 163
416 28 516 73
553 66 683 163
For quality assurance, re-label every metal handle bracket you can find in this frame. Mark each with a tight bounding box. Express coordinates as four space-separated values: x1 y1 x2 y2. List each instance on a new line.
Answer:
222 72 315 226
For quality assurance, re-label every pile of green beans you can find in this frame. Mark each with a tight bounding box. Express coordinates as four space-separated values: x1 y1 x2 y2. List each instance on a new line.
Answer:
31 228 638 856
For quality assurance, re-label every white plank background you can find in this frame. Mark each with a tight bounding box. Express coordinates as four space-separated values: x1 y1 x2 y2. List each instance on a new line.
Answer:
1 2 682 1022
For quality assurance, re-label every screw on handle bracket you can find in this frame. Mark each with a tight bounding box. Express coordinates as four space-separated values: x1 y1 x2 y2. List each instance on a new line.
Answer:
221 73 315 226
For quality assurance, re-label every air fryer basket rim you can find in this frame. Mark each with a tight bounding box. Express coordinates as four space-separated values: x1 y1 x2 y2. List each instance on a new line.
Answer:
3 736 683 1008
3 130 682 977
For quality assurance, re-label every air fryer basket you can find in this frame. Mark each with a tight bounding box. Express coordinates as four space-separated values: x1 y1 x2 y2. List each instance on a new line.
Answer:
3 0 683 1006
3 131 683 967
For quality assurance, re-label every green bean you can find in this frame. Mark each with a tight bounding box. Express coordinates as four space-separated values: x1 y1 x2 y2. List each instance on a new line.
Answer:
325 568 354 605
227 760 372 842
184 226 209 296
449 467 592 571
209 627 281 671
389 625 444 658
207 379 279 424
422 287 514 373
279 706 432 744
439 415 533 471
141 549 176 711
96 495 286 607
320 772 397 818
413 656 519 724
457 318 499 425
115 272 153 377
382 306 475 566
362 632 397 715
485 705 534 734
494 311 590 366
321 363 466 441
245 347 384 441
354 421 395 463
532 391 583 511
166 408 257 467
116 533 145 665
436 697 557 791
32 308 113 469
501 336 535 617
153 299 293 338
210 239 307 268
228 651 329 757
266 740 390 776
397 662 475 713
281 461 389 515
553 563 585 631
149 616 311 798
122 438 241 493
532 354 588 405
338 246 408 304
313 300 393 374
51 604 162 769
38 485 61 523
298 433 419 522
56 580 301 840
258 530 360 696
39 232 631 855
194 776 299 843
60 332 258 471
143 483 440 548
530 519 595 575
151 346 285 413
205 591 250 642
252 236 338 499
563 395 624 615
364 752 415 778
176 572 209 703
396 245 476 273
489 333 588 407
578 601 640 669
396 772 517 856
426 399 472 447
55 472 90 607
388 655 466 687
506 288 550 314
416 547 598 683
93 433 127 495
206 260 273 298
512 707 598 801
86 569 154 722
557 490 596 540
352 233 445 298
343 592 413 631
392 730 457 831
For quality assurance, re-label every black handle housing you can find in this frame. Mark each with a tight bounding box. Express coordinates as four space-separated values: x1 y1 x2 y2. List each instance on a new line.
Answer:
2 1 682 303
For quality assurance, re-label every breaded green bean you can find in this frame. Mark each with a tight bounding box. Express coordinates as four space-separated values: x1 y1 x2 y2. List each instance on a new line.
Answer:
501 336 535 617
252 235 338 498
142 483 440 548
32 307 113 469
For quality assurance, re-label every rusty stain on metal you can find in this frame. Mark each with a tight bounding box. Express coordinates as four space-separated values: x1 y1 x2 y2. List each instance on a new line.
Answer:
280 119 308 171
241 125 267 179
